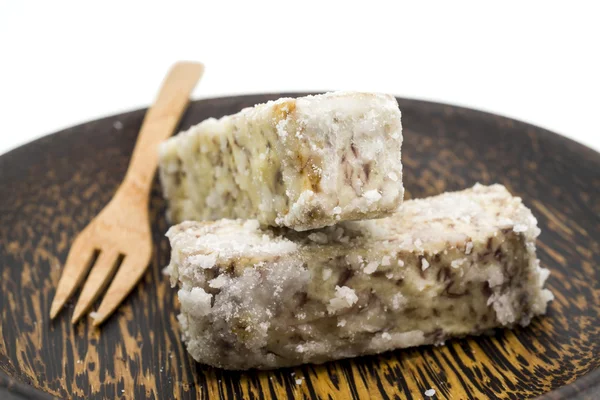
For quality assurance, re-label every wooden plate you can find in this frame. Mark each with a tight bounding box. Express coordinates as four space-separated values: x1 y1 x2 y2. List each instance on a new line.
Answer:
1 94 599 400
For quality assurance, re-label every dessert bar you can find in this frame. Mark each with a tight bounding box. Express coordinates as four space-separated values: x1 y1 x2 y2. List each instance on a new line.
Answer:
159 91 403 231
166 184 553 370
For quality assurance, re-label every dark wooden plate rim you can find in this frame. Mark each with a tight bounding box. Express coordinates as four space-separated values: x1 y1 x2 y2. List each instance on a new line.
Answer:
1 94 598 400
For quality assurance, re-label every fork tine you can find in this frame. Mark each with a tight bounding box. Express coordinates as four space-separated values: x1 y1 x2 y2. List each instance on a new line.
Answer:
50 239 96 319
91 253 152 326
71 250 121 324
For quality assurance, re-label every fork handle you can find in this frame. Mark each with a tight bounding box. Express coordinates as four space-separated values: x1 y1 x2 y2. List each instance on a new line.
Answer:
122 61 204 195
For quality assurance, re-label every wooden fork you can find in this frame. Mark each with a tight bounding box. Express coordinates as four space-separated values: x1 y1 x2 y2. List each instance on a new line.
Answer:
49 61 204 326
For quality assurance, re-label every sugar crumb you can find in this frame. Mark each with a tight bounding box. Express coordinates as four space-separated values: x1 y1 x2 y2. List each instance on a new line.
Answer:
208 275 227 288
392 293 406 310
364 261 379 274
424 388 436 397
414 238 423 250
243 220 261 231
363 190 382 204
513 223 528 233
465 241 474 255
498 218 514 227
308 232 329 244
89 311 100 320
451 258 467 269
188 253 218 269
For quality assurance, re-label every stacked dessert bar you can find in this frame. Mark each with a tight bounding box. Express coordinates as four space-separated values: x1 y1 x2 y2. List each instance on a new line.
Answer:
159 92 553 370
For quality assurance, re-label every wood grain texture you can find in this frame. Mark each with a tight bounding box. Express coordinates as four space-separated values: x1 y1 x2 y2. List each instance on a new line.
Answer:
0 94 599 399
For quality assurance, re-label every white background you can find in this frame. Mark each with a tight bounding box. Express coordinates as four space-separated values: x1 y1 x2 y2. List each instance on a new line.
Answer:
1 1 599 156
